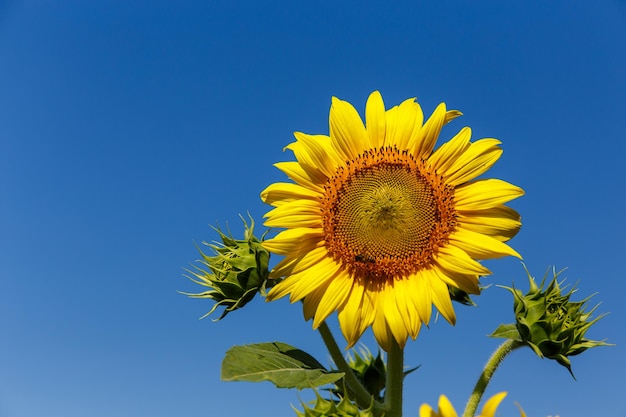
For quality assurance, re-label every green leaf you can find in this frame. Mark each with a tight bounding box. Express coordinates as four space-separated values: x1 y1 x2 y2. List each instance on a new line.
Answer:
221 342 344 389
489 323 522 341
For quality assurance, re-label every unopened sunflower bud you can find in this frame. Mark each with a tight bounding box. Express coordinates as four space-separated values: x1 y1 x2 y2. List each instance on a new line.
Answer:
182 215 270 320
294 390 374 417
491 266 610 376
330 346 418 402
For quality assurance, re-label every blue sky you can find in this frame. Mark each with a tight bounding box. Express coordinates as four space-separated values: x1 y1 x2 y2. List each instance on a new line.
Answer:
1 1 625 416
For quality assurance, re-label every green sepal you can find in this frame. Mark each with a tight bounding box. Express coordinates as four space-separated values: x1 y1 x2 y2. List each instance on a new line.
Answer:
448 285 477 306
221 342 344 389
489 323 522 341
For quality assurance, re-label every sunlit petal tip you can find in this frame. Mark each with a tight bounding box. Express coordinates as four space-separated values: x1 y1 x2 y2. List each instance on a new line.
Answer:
438 395 459 417
415 102 448 157
260 182 322 206
480 392 507 417
367 90 383 102
366 90 387 148
449 228 523 260
329 97 368 161
282 141 295 152
428 126 472 174
419 404 436 417
387 97 423 150
272 161 325 192
444 109 463 124
372 311 395 352
410 272 433 324
428 272 457 325
337 282 374 346
443 138 505 185
436 245 492 276
455 179 525 211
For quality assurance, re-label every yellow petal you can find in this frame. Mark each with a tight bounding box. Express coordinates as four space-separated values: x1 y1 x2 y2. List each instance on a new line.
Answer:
267 263 337 301
413 102 447 158
443 138 503 185
337 280 375 346
372 300 395 352
431 266 481 296
448 228 522 260
444 110 463 124
302 282 329 321
427 269 456 325
388 98 422 150
313 271 353 328
419 403 437 417
435 244 492 276
393 278 422 338
478 392 507 417
428 127 472 175
288 257 342 302
406 270 432 325
329 96 368 161
288 132 342 177
457 205 521 242
274 161 325 192
260 182 322 206
267 259 338 302
264 199 322 228
380 283 409 349
264 277 297 301
438 395 459 417
365 91 387 148
262 228 323 256
271 246 329 277
455 179 524 211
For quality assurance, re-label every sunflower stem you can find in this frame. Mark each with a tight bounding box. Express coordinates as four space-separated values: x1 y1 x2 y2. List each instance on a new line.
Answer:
462 339 523 417
383 338 404 417
317 322 383 415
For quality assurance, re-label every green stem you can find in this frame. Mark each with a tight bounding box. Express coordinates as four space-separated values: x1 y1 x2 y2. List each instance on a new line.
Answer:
383 338 404 417
462 339 523 417
317 322 384 415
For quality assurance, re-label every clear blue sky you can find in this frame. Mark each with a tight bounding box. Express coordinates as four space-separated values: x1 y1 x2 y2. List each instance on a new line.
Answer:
1 1 625 416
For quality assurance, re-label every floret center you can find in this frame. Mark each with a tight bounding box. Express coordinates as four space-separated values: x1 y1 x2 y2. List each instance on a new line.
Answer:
321 147 456 280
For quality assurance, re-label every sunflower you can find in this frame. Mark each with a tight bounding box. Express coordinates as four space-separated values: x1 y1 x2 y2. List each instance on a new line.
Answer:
261 91 523 351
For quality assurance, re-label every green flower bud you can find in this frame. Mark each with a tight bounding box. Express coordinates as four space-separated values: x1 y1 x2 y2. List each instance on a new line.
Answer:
293 389 374 417
491 266 611 376
182 215 271 320
330 346 418 402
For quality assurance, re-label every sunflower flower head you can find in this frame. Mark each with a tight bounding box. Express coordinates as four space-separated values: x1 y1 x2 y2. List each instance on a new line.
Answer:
491 266 611 376
294 389 374 417
262 91 523 350
183 216 271 320
419 392 524 417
